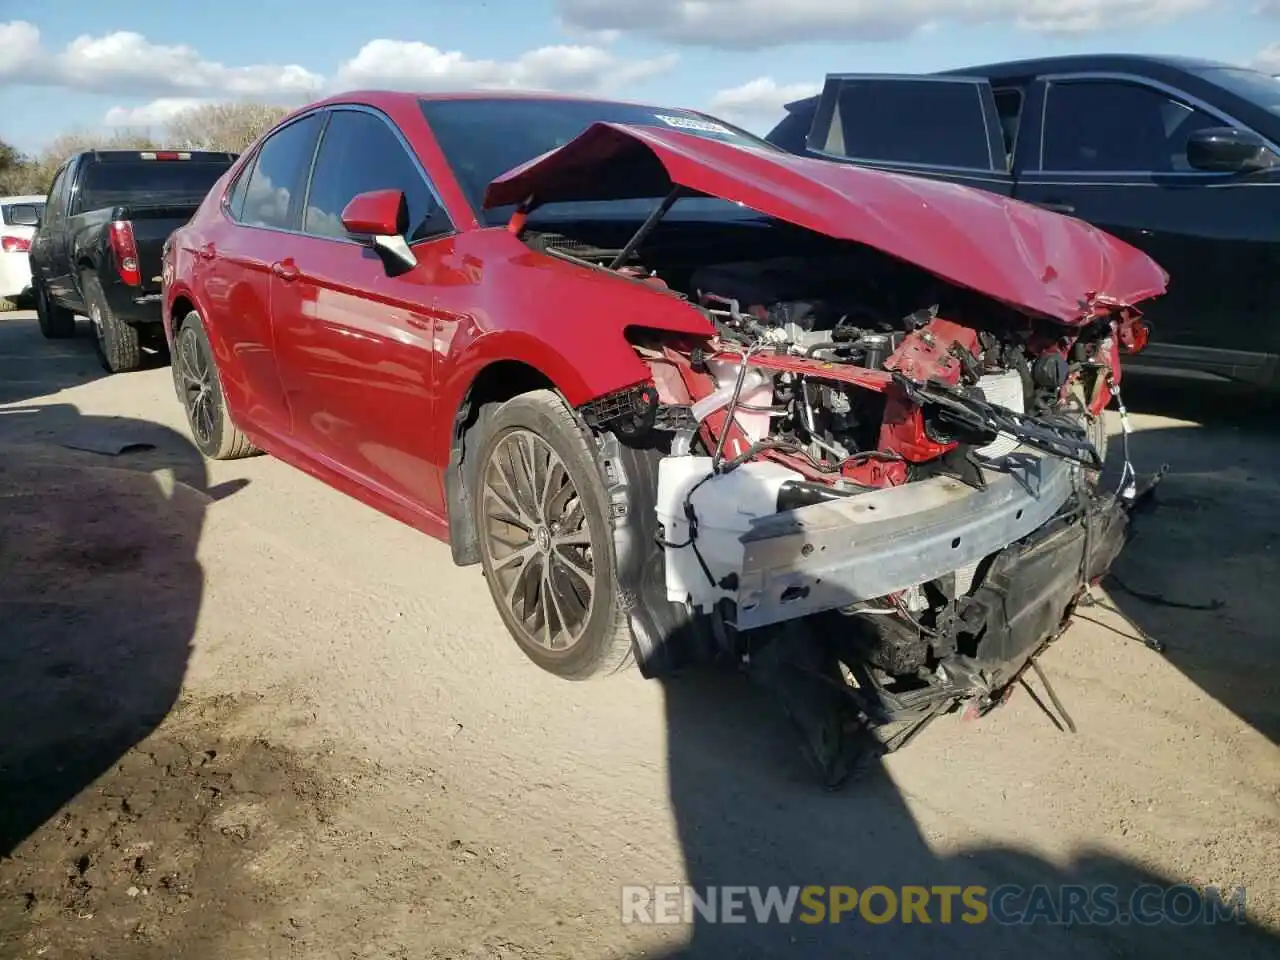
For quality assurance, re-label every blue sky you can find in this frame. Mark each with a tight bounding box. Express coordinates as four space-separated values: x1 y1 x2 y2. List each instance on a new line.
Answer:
1 0 1277 154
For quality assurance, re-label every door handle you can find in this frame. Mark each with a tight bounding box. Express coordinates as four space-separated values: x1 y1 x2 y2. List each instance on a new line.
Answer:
198 242 216 260
1032 200 1076 215
271 259 299 281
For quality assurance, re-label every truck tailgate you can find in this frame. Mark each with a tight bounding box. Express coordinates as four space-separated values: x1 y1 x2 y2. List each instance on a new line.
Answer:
113 203 201 292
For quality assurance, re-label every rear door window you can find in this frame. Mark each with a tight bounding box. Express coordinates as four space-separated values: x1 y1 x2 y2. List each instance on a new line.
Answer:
806 76 1006 172
301 108 449 242
241 113 323 231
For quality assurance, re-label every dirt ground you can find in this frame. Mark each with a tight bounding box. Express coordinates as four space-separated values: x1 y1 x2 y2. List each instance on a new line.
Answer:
1 311 1277 960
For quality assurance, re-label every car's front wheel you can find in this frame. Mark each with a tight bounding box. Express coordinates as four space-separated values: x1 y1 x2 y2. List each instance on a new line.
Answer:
174 310 259 460
473 390 635 680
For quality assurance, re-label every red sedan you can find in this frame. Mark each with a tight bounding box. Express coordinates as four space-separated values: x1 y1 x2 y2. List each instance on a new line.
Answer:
163 90 1166 781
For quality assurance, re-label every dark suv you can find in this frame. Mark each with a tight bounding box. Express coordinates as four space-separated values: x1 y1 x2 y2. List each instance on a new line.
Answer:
766 55 1280 387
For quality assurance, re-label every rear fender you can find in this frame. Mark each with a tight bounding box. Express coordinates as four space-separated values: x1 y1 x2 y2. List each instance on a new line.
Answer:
163 278 252 418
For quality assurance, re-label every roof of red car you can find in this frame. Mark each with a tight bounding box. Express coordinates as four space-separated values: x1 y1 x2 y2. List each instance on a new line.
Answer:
311 89 650 109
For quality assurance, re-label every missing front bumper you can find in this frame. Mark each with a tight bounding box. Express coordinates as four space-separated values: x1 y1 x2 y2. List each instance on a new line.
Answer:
735 450 1078 631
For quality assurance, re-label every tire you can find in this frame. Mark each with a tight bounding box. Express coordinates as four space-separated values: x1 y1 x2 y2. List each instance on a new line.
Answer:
1082 410 1108 489
33 280 76 339
82 271 141 372
1087 412 1108 465
472 389 635 680
173 310 259 460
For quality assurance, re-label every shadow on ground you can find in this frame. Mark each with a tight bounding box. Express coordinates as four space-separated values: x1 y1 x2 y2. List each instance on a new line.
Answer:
0 313 101 404
654 664 1275 957
0 312 169 406
0 317 221 859
1099 377 1280 744
0 404 235 859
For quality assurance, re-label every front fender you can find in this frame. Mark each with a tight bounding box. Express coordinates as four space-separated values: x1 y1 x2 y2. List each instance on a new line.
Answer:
434 328 651 465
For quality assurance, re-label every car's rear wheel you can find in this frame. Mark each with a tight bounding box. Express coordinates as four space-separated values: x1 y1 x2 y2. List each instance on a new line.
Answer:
33 280 76 339
174 310 259 460
473 390 635 680
82 271 141 373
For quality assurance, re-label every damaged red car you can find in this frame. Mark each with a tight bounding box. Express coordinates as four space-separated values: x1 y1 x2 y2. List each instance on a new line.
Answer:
162 91 1165 784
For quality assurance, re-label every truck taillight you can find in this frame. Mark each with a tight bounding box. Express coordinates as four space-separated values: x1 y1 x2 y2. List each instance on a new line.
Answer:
108 220 141 286
1 235 31 253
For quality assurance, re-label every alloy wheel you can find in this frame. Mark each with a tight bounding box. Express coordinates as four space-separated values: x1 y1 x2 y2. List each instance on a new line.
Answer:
479 429 596 652
177 326 216 448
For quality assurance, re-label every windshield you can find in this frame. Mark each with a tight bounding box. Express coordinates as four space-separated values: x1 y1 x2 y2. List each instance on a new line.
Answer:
77 159 233 212
1196 67 1280 117
419 97 777 226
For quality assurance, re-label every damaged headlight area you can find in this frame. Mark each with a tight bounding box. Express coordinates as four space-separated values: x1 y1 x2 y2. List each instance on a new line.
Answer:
515 144 1168 784
574 269 1161 787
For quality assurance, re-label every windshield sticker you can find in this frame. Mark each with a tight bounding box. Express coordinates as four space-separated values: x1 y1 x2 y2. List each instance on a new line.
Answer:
654 114 735 136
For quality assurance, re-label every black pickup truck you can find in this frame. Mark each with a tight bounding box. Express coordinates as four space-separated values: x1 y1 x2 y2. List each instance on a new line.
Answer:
766 55 1280 387
29 149 236 373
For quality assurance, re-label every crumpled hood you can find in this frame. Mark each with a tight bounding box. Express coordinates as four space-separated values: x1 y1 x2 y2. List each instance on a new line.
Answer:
483 122 1168 325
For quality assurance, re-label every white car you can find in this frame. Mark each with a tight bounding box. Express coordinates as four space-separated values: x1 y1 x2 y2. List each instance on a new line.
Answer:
0 194 46 309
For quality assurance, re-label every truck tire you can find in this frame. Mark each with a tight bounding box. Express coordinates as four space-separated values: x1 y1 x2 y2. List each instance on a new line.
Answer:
174 310 259 460
472 389 635 680
82 271 141 373
33 280 76 339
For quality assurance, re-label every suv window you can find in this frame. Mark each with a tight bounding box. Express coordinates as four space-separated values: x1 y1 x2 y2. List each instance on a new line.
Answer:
302 109 448 242
1042 80 1221 173
813 79 996 170
242 113 323 230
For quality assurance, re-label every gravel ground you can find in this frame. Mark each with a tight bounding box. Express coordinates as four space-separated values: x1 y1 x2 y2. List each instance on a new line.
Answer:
1 311 1277 960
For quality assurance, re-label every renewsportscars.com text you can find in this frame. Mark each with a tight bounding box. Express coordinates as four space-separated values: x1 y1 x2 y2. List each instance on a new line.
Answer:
620 884 1248 926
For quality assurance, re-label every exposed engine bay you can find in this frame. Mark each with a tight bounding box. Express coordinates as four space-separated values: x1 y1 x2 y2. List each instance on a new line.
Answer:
523 218 1160 785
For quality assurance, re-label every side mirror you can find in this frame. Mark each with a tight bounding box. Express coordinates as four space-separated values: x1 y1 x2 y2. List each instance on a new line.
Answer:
1186 127 1276 173
340 189 417 273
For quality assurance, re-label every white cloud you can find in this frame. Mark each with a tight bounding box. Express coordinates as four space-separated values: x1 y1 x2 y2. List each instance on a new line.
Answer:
0 20 41 79
0 20 323 100
708 77 821 123
554 19 624 44
1254 42 1280 73
103 98 213 127
334 39 675 94
556 0 1210 48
